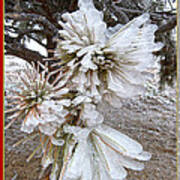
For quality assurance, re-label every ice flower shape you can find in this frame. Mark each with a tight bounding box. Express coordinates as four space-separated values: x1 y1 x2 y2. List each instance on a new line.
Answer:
5 0 161 179
5 63 71 136
62 124 151 180
55 4 163 107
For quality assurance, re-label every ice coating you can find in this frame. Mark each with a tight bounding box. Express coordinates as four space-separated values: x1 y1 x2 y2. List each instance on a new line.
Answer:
62 124 151 180
78 0 95 10
56 5 163 108
5 0 163 179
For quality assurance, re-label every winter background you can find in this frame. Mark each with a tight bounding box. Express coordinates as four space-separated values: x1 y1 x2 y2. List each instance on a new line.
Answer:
5 0 178 180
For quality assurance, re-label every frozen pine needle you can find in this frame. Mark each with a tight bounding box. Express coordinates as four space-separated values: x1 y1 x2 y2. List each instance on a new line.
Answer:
5 0 164 179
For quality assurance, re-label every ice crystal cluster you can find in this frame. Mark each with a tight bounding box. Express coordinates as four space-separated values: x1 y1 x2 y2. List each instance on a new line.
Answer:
6 0 163 179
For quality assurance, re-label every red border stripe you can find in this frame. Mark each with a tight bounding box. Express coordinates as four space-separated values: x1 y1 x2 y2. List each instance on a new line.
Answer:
1 0 4 179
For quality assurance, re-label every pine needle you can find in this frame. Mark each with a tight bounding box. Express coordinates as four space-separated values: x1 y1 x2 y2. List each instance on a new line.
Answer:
12 133 38 148
26 144 42 162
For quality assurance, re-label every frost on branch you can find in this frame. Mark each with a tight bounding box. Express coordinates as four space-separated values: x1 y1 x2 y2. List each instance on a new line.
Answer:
63 124 151 180
5 62 70 136
55 3 163 108
5 0 163 179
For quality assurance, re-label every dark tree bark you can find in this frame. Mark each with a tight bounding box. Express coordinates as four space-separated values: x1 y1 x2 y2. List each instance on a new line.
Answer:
5 34 46 63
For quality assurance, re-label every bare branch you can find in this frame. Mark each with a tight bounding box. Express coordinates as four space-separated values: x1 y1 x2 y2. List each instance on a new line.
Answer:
155 15 177 34
110 6 129 24
5 35 46 64
112 5 176 19
5 13 59 35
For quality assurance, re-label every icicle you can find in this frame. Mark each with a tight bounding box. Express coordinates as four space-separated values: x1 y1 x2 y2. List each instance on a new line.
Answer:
78 0 95 10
